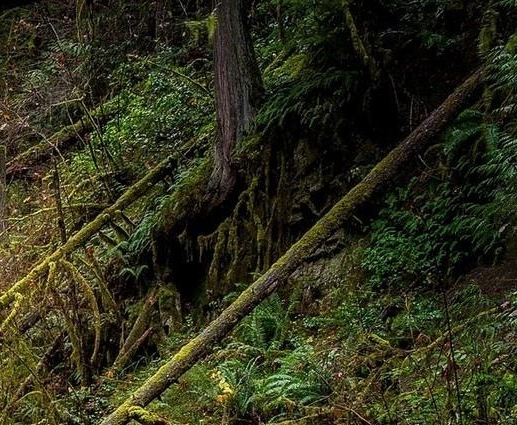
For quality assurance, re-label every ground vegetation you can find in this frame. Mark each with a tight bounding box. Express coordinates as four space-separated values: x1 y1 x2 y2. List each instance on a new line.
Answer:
0 1 516 424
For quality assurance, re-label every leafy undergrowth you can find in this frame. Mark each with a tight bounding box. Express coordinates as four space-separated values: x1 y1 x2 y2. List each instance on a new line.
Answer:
1 1 517 424
103 109 517 423
0 50 215 425
102 246 517 425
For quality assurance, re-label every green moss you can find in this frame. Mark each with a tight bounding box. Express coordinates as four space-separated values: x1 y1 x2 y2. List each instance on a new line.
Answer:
479 7 498 57
61 259 101 365
128 406 172 425
0 292 23 335
0 154 175 310
155 156 212 233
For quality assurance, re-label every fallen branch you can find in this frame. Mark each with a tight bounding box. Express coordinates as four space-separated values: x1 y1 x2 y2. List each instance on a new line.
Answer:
111 289 158 373
267 414 328 425
6 203 109 222
0 155 176 310
100 69 483 425
410 305 499 356
113 328 154 374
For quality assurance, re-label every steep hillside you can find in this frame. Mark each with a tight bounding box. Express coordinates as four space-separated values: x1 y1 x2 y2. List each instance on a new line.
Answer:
0 1 516 424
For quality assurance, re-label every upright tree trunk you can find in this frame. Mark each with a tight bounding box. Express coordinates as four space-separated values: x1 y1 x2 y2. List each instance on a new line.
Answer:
206 0 264 205
150 0 265 312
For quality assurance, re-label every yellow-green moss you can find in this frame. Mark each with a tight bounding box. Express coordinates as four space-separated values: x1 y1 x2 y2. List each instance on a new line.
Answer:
0 155 175 311
61 259 101 364
128 405 173 425
0 292 23 335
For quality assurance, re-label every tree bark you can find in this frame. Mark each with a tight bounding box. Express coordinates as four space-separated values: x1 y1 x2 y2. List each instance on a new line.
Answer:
99 69 482 425
205 0 264 205
151 0 265 308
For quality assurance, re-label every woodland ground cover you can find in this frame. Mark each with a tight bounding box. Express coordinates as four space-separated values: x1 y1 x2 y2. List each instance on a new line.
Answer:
0 1 516 424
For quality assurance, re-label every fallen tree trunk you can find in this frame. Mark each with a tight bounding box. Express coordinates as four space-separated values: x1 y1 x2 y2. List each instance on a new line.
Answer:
0 155 176 310
99 69 483 425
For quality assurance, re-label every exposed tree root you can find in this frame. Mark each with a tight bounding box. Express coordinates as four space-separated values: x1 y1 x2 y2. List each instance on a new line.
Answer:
100 69 483 425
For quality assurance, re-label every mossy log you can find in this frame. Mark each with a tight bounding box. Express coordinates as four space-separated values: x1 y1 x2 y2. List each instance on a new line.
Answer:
128 406 173 425
0 155 176 311
99 69 482 425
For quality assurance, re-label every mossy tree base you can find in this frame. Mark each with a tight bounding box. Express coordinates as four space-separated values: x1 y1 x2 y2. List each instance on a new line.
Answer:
100 69 482 425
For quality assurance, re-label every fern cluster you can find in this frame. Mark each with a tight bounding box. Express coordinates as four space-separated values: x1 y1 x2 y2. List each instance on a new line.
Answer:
363 109 507 290
169 294 333 423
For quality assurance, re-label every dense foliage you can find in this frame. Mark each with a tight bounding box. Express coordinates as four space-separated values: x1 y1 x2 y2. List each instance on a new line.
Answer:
0 1 516 424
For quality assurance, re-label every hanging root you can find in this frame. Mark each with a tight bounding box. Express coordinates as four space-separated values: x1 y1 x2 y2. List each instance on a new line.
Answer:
81 247 118 313
57 295 88 386
0 292 23 335
60 259 102 365
195 150 282 294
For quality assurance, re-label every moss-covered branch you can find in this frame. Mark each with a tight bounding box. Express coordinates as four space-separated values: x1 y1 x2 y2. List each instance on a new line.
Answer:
343 0 378 79
128 406 173 425
111 289 158 373
0 155 176 311
99 69 482 425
